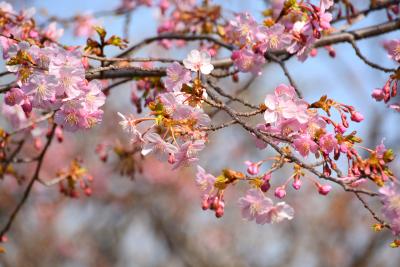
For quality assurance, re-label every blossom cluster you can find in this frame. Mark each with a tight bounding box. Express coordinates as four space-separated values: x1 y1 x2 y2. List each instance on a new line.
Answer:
119 50 212 169
226 0 333 75
3 42 105 131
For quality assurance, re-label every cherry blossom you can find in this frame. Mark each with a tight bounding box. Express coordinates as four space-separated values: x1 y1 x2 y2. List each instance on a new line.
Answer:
165 62 192 92
183 49 214 75
379 183 400 235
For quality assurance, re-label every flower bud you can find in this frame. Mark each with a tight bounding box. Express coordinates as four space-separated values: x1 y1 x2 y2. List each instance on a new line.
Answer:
371 89 385 101
260 180 271 192
21 99 32 115
317 184 332 195
350 111 364 122
274 186 286 199
245 161 260 175
292 179 302 190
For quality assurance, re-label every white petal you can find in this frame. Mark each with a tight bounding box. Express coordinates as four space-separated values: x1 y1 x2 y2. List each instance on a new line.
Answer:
200 63 214 75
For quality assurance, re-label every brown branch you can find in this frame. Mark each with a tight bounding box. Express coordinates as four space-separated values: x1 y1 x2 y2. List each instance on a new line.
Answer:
331 0 400 24
354 192 391 230
94 20 400 80
115 33 235 59
348 38 396 73
0 124 56 238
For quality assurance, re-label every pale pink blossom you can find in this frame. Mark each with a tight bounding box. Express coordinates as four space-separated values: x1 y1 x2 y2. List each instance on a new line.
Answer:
74 14 97 37
256 23 291 52
195 165 216 194
165 62 191 92
141 132 178 156
183 49 214 75
239 189 294 224
238 189 274 224
379 182 400 235
117 112 143 142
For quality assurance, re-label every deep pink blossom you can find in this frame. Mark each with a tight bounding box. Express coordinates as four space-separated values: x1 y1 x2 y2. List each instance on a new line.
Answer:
319 133 338 154
293 134 318 157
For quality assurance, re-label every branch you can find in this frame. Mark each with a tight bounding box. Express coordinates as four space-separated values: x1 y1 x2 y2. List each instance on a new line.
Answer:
0 124 56 238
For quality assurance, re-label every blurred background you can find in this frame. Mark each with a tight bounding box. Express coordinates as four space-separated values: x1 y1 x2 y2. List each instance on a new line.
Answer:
1 0 400 266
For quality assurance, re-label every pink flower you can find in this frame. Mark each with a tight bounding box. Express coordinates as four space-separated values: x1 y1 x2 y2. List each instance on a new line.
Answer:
4 88 24 106
173 140 205 169
21 74 58 107
318 133 338 154
238 189 294 224
379 182 400 235
195 165 216 194
238 189 274 224
257 23 291 52
293 134 318 157
231 48 265 75
165 62 192 92
74 14 97 37
244 161 261 175
264 202 295 224
287 21 315 62
1 104 27 130
141 132 178 156
264 84 309 124
320 0 334 11
44 22 64 41
183 49 214 74
383 39 400 62
229 12 259 45
117 112 143 142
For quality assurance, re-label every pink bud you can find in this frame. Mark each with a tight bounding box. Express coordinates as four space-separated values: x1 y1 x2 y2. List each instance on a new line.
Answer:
335 124 346 134
55 126 64 142
245 161 260 175
231 50 241 60
292 179 302 190
262 173 271 181
350 111 364 122
274 186 286 199
310 48 318 57
339 143 348 153
371 89 385 101
201 197 210 210
168 154 176 164
260 180 271 192
215 206 224 218
1 235 8 243
21 99 32 115
84 187 92 196
317 184 332 195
